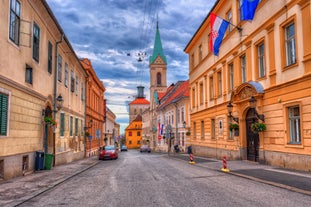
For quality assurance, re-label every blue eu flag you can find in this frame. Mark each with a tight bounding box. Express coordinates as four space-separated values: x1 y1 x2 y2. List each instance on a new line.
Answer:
240 0 260 21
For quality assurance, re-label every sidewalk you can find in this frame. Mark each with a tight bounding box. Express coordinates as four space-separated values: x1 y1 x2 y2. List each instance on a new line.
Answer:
171 153 311 196
0 156 99 207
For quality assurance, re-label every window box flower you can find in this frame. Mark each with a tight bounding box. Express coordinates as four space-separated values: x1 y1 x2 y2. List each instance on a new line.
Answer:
251 122 266 133
44 116 56 126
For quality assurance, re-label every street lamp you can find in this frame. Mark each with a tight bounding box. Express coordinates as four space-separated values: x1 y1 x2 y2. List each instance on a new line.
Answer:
56 94 64 111
249 96 265 121
227 101 239 123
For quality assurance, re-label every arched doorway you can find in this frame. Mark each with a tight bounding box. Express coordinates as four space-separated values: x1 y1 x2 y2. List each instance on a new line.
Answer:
245 108 259 162
43 106 54 154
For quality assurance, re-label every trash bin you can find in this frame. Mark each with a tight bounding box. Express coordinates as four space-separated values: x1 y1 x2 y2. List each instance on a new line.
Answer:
35 151 45 170
45 153 54 170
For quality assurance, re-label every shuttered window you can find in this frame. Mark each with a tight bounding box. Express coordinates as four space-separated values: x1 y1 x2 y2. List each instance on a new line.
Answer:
60 113 65 137
0 93 8 136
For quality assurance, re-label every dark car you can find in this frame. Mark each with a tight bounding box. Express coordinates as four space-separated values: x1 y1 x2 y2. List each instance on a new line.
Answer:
140 145 151 153
99 145 118 160
121 145 128 152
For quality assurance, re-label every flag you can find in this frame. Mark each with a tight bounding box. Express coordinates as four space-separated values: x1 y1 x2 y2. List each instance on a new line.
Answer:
240 0 260 21
160 124 164 135
209 13 229 56
158 123 161 140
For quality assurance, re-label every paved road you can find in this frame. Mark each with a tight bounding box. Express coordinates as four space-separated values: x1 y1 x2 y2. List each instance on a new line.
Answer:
10 150 311 207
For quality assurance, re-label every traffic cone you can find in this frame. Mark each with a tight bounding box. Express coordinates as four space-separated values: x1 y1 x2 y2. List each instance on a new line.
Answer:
221 156 230 172
189 153 196 164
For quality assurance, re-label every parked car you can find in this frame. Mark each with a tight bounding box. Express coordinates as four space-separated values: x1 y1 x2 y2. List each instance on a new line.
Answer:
140 145 151 153
99 145 118 160
121 145 128 152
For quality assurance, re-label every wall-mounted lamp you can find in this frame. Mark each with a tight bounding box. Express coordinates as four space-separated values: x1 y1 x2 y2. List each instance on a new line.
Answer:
249 96 265 121
56 94 64 111
227 102 239 123
84 119 93 130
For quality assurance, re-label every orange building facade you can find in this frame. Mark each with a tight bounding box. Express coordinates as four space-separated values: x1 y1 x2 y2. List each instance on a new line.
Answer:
80 58 106 157
125 115 142 149
184 0 311 171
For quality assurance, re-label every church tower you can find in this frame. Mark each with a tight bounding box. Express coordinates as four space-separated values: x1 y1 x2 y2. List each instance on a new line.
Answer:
149 22 167 111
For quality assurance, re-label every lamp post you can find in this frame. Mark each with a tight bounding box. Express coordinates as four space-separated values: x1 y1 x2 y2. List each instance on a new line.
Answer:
166 124 172 156
227 101 239 123
249 96 265 121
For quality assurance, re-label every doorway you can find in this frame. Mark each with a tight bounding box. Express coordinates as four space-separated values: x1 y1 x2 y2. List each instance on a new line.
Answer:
245 109 259 162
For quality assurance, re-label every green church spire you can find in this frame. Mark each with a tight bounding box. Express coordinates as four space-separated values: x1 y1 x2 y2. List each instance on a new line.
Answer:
149 22 167 64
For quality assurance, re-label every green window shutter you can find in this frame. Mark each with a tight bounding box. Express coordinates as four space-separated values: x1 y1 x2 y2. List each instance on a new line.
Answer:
70 116 73 136
0 94 8 136
60 113 65 136
75 118 78 135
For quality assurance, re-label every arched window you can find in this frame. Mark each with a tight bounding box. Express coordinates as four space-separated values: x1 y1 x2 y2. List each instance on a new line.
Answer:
157 72 161 85
134 109 137 115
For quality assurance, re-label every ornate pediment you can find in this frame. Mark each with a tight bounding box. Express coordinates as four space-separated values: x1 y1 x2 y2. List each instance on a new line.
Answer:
153 55 165 64
232 82 264 102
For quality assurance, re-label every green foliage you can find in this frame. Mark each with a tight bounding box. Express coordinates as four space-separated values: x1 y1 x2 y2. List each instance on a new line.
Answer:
186 131 191 136
44 116 56 126
229 123 239 131
251 122 267 133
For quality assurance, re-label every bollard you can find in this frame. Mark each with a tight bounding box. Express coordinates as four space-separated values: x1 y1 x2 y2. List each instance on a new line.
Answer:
189 153 196 164
221 156 230 172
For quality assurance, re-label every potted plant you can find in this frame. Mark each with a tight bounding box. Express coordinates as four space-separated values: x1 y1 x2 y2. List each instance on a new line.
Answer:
186 131 191 136
252 122 266 133
229 123 239 131
44 116 56 126
85 131 90 137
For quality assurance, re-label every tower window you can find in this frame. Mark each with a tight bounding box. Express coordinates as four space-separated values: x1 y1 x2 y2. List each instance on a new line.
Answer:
157 72 161 86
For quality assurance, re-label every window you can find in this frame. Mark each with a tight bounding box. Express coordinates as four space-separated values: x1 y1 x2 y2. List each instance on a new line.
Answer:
75 118 78 136
70 116 73 136
240 55 246 83
64 63 68 87
285 22 296 66
209 76 214 99
199 45 203 61
57 55 62 82
199 82 204 105
134 109 137 115
137 131 141 136
192 88 195 108
81 82 85 101
191 53 194 69
211 119 215 139
48 42 53 73
25 65 32 84
288 106 301 144
227 9 233 33
181 107 184 122
9 0 21 45
228 63 234 91
70 70 75 92
129 131 132 136
32 22 40 62
75 76 79 95
60 113 65 137
217 71 222 96
201 120 204 139
257 43 266 78
0 93 9 136
157 72 161 85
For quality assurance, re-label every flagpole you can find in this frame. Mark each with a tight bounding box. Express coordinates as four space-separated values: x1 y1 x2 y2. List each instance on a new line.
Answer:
228 21 242 32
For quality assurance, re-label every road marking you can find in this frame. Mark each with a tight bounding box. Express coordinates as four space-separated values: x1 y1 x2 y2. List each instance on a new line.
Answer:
265 168 311 178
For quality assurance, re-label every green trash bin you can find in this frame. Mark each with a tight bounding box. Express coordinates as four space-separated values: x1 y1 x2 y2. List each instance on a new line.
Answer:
45 153 54 170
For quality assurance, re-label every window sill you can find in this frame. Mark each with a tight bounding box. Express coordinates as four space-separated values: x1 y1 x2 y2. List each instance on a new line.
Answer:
282 62 298 72
285 142 303 148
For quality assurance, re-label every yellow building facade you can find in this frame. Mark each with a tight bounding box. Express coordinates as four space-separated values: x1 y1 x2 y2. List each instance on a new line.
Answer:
0 0 87 180
184 0 311 171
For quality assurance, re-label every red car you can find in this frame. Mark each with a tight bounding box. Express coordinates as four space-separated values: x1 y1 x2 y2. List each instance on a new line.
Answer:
99 145 118 160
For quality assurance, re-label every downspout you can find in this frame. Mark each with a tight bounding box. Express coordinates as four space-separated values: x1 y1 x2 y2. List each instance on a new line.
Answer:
53 34 64 166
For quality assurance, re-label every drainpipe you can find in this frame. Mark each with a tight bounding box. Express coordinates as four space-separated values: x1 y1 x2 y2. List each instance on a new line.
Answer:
53 34 64 166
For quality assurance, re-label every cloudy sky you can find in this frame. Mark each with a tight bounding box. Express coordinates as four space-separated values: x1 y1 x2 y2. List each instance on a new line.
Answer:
46 0 217 133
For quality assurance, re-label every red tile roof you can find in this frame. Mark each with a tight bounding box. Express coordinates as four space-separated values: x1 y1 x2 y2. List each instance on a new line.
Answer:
129 97 150 105
157 80 189 110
